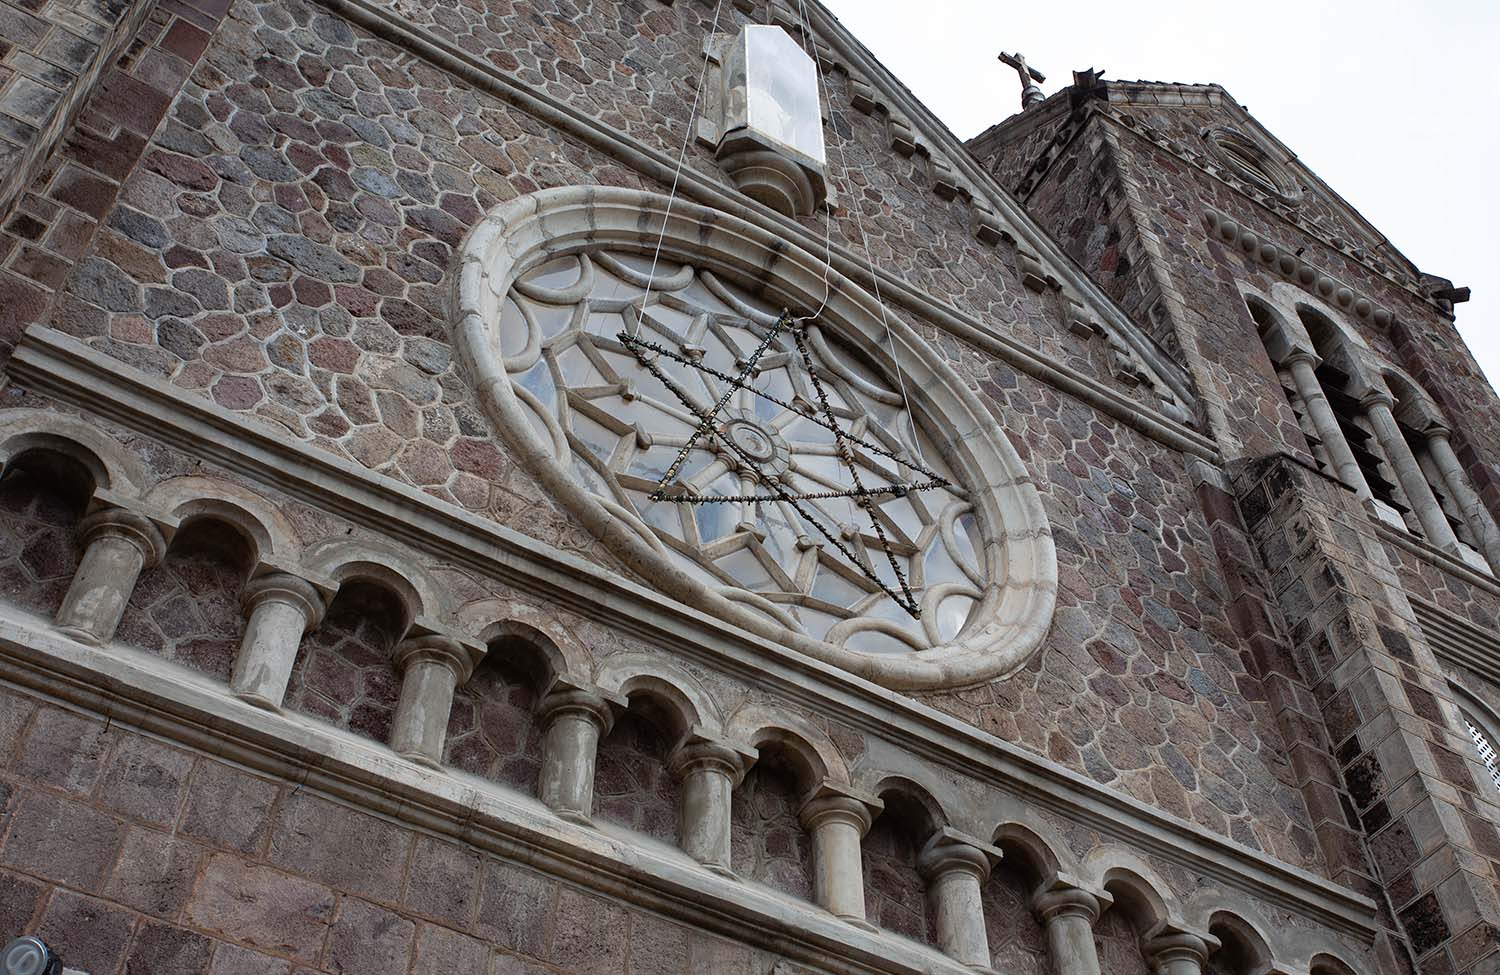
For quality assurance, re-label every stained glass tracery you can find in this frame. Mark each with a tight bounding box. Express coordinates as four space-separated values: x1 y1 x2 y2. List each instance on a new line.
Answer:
498 249 988 653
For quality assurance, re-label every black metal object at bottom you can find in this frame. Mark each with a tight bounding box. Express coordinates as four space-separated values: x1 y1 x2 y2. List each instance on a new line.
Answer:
2 937 61 975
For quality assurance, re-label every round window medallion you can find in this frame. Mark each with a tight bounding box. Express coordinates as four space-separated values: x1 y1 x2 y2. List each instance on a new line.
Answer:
452 187 1057 689
1202 126 1302 206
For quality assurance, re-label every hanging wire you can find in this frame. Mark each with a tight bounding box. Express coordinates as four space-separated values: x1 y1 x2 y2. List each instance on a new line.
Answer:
791 0 930 469
639 0 729 318
617 0 951 618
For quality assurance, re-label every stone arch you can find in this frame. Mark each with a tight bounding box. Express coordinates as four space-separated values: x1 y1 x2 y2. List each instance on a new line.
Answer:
302 537 442 631
1082 848 1184 935
0 418 122 619
859 772 950 946
1268 284 1372 356
596 653 721 742
990 819 1072 889
144 476 301 566
455 600 590 686
444 605 573 797
1285 295 1384 399
1204 908 1276 975
450 185 1057 691
983 819 1074 975
119 482 275 684
1308 951 1361 975
861 772 952 829
726 703 850 790
0 411 147 497
1242 286 1309 366
1447 680 1500 794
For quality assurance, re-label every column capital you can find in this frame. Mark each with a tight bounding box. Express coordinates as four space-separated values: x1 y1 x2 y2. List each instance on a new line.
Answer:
1031 879 1112 925
535 679 625 735
1357 387 1396 412
667 730 757 785
916 827 1002 883
798 781 882 835
391 633 486 685
79 506 168 568
1281 347 1321 370
1142 929 1218 969
242 571 326 628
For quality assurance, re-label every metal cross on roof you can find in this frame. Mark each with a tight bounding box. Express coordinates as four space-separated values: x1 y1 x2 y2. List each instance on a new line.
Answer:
619 311 951 619
999 51 1047 110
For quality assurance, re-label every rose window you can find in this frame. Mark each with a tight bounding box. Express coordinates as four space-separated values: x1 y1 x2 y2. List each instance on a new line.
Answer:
496 249 987 654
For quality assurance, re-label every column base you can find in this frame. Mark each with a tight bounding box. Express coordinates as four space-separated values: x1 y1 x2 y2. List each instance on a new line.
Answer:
838 916 878 933
52 623 103 647
396 749 443 770
704 864 738 881
233 690 282 712
555 809 594 828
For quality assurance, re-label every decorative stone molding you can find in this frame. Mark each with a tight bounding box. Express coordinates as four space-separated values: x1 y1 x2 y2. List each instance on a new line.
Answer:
930 154 963 200
1203 209 1399 330
1016 247 1053 293
1200 126 1303 206
54 501 171 646
972 200 1006 246
388 633 486 767
887 115 917 157
452 186 1059 691
849 77 879 115
230 571 329 710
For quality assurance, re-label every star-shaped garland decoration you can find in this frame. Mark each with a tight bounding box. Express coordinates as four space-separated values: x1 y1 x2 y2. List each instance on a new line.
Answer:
619 311 950 619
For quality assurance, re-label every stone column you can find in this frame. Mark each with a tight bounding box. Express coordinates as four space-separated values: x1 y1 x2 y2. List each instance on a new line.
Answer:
1424 425 1500 571
1032 884 1109 975
536 681 622 823
1362 390 1461 551
798 784 881 927
1142 931 1214 975
388 634 484 767
669 733 754 875
229 573 326 710
54 507 167 645
916 829 1001 969
1284 351 1372 501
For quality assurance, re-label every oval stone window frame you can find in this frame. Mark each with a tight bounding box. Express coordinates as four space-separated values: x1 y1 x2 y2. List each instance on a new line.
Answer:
1201 126 1303 206
451 186 1055 689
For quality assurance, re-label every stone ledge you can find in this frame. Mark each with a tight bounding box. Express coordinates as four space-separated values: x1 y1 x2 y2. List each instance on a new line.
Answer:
1374 520 1500 603
0 614 969 975
0 606 1380 959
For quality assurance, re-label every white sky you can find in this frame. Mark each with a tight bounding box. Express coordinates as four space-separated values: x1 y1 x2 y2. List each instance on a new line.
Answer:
820 0 1500 392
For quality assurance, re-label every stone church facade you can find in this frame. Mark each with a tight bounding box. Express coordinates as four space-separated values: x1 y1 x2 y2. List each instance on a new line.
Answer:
0 0 1496 973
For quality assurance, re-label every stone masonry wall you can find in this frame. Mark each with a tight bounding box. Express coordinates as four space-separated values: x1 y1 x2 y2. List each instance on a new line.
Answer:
0 0 1334 870
0 0 229 347
0 0 142 217
1235 454 1500 975
0 682 807 975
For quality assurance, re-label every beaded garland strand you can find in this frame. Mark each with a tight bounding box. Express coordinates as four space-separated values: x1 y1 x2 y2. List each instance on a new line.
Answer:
619 311 949 619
